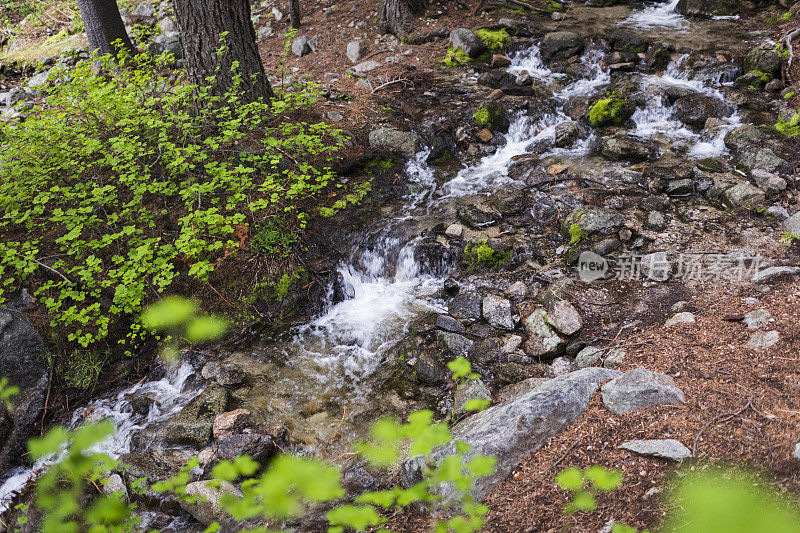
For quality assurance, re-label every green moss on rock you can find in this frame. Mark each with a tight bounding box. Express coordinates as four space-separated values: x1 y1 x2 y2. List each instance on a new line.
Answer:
463 240 513 271
475 29 511 52
586 95 631 127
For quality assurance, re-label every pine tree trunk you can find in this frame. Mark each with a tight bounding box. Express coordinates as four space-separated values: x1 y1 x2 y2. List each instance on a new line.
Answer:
76 0 135 55
379 0 428 37
173 0 274 103
289 0 301 28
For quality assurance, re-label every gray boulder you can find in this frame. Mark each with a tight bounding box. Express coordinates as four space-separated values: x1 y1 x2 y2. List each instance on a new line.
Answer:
482 295 514 330
746 330 779 351
291 36 312 57
744 47 782 76
0 306 49 472
368 128 420 156
674 94 729 129
601 135 658 162
601 368 685 415
449 28 487 59
545 300 582 336
453 379 492 417
402 368 620 501
437 331 474 358
346 40 365 63
26 70 50 89
575 346 602 368
523 309 564 358
157 386 229 447
677 0 739 17
149 33 183 59
448 291 482 322
541 31 584 61
180 480 242 527
723 183 765 209
620 439 691 461
784 211 800 236
562 207 624 237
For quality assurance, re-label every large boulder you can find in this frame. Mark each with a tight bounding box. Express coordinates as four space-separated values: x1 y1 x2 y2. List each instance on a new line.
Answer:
585 95 635 128
561 207 625 237
402 368 620 501
0 303 49 472
744 46 783 76
676 0 739 17
540 31 584 62
601 368 685 415
674 94 729 129
368 128 420 156
601 135 658 162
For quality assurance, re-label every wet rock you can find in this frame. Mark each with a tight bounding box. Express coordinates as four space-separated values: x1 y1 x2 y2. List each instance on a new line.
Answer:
545 300 582 336
601 368 685 415
450 28 487 59
457 204 498 228
677 0 739 17
0 306 49 472
346 40 364 63
744 309 772 329
436 315 465 334
477 129 493 143
575 346 602 368
607 31 649 53
454 379 492 416
523 309 564 358
645 211 666 231
214 433 279 464
620 439 691 462
665 312 695 327
158 386 229 447
664 178 694 196
482 295 514 330
477 70 537 96
541 31 584 61
744 46 782 76
368 128 420 156
181 481 242 527
212 409 251 439
402 368 620 501
601 135 657 162
562 207 625 237
492 188 527 215
491 54 512 68
413 239 452 277
645 43 671 71
217 362 246 387
641 252 673 281
416 351 449 384
586 96 635 127
724 124 765 152
448 291 482 322
120 449 193 482
746 330 779 351
674 94 728 129
554 121 580 147
723 183 765 209
437 331 474 358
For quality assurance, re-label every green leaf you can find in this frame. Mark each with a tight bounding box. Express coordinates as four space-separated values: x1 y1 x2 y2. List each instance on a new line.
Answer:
465 455 496 478
568 490 596 513
326 504 384 531
585 465 622 491
555 467 584 491
463 399 490 412
185 315 228 343
141 296 198 330
447 357 472 381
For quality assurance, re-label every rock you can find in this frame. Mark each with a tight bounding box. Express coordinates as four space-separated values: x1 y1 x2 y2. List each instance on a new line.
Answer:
554 121 580 147
0 307 49 472
416 351 449 384
180 480 241 527
665 179 694 196
448 291 482 322
346 40 364 63
723 183 765 209
794 443 800 460
575 346 602 368
437 331 474 358
546 300 582 336
547 356 575 377
257 25 273 39
133 2 157 16
490 54 512 68
402 368 620 501
523 309 564 358
640 251 673 281
103 473 128 499
677 0 739 17
368 128 419 156
601 368 685 415
674 94 728 129
505 281 527 302
445 223 463 239
349 60 381 75
214 433 279 463
495 362 547 383
620 439 691 462
454 379 492 416
744 309 772 329
603 348 625 369
149 33 183 59
746 330 779 351
120 449 193 482
217 362 245 386
752 266 800 282
541 31 584 61
457 204 497 228
645 211 666 231
751 170 786 196
477 129 493 143
601 135 657 162
291 36 312 57
158 386 229 447
784 211 800 236
665 312 695 327
212 409 251 439
744 46 782 76
562 208 625 237
766 205 789 220
436 314 465 334
724 124 765 152
497 377 550 402
26 70 50 89
586 96 635 127
482 295 514 330
645 43 671 70
449 28 487 59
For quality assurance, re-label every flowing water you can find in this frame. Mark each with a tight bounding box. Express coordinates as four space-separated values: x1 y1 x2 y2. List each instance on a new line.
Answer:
0 2 749 516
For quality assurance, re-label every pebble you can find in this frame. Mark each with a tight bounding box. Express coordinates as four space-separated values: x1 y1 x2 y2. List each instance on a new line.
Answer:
575 346 602 368
743 309 772 329
746 330 780 351
665 312 695 327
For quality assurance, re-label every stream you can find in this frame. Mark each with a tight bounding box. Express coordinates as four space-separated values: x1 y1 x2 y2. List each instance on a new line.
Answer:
0 0 760 522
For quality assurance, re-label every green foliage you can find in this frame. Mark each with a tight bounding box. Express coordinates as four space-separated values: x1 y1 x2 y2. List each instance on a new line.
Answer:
783 91 796 99
0 46 346 353
463 240 512 271
749 69 774 83
587 95 628 127
555 465 622 514
250 217 299 258
141 296 228 361
472 103 505 130
780 232 799 247
775 113 800 137
60 350 107 390
568 223 588 245
475 29 511 52
447 356 480 383
0 377 20 412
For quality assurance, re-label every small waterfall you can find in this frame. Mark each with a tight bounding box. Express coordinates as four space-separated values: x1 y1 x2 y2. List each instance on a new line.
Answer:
621 0 687 29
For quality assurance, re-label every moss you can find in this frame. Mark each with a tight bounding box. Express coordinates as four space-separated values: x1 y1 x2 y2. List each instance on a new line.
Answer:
247 266 308 307
783 91 796 99
472 103 505 130
475 28 511 52
443 46 472 67
586 96 627 127
775 113 800 138
749 69 773 84
463 240 512 271
567 223 588 245
366 157 395 170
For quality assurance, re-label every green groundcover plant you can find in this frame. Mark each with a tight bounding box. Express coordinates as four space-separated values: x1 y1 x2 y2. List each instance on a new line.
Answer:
0 43 348 354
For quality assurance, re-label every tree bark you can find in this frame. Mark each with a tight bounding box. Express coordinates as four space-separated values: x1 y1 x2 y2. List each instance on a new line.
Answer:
379 0 428 37
289 0 301 28
76 0 135 55
173 0 274 103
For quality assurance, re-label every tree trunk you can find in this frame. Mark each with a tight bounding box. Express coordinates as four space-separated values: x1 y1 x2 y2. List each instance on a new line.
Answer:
173 0 274 103
76 0 135 55
289 0 301 28
379 0 428 37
